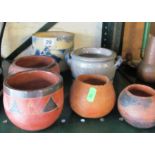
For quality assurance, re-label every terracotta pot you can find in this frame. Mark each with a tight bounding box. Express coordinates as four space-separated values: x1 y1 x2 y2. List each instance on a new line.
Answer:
118 84 155 128
8 55 60 75
3 70 64 131
70 74 116 118
138 35 155 82
32 31 74 72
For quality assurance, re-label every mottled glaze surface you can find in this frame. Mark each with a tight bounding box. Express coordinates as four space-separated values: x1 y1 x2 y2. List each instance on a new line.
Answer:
118 84 155 128
3 70 64 131
70 74 116 118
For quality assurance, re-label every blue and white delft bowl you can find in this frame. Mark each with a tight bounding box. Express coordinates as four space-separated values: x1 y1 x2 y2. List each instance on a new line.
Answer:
32 31 74 71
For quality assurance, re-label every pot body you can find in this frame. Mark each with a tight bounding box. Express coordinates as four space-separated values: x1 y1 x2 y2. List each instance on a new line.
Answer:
8 55 60 75
66 48 117 80
32 31 74 72
3 70 64 131
138 35 155 82
118 84 155 128
70 74 116 118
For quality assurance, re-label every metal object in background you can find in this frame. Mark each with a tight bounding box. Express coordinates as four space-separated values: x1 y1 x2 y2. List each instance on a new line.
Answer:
101 22 114 49
101 22 124 54
111 22 124 55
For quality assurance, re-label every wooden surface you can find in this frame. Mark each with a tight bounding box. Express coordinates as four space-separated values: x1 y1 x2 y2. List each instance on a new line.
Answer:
122 22 145 62
150 22 155 35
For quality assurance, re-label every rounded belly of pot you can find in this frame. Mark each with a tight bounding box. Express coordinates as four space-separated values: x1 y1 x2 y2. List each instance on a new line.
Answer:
3 88 64 131
118 92 155 128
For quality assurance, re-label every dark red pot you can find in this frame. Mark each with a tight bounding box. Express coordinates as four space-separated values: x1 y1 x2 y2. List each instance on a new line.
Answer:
3 70 63 131
8 55 60 75
118 84 155 128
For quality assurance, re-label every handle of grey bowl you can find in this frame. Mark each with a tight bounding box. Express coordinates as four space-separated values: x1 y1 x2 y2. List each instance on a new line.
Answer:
114 56 123 69
65 52 72 66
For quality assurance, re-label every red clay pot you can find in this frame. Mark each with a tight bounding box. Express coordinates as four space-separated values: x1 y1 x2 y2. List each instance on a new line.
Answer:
8 55 60 75
70 74 116 118
118 84 155 128
3 70 63 131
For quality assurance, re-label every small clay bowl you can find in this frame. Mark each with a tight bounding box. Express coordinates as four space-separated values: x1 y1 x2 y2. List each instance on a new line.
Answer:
118 84 155 128
70 74 116 118
8 55 60 75
3 70 64 131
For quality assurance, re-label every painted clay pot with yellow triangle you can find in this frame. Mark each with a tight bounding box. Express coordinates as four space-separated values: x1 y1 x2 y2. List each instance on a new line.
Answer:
3 70 63 131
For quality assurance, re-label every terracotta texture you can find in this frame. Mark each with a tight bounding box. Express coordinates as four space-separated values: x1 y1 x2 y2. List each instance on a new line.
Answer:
138 35 155 82
8 55 60 75
3 70 64 131
70 74 116 118
118 84 155 128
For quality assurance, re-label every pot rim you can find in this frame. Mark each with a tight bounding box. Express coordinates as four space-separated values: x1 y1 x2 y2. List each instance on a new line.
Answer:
125 84 155 99
13 55 57 70
3 70 63 98
32 31 74 39
71 47 117 62
76 74 110 87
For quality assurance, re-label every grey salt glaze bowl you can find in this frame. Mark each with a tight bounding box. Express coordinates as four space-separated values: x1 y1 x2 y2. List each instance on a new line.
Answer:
65 47 122 80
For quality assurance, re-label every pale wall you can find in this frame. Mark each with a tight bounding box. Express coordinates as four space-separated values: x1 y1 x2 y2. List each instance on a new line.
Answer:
1 22 102 58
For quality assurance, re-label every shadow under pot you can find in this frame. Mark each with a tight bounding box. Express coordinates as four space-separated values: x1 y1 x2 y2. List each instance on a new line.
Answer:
3 70 64 131
8 55 60 75
70 74 116 118
118 84 155 129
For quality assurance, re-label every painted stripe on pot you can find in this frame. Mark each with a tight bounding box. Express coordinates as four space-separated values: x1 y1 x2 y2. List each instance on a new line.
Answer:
4 81 63 98
3 70 63 98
